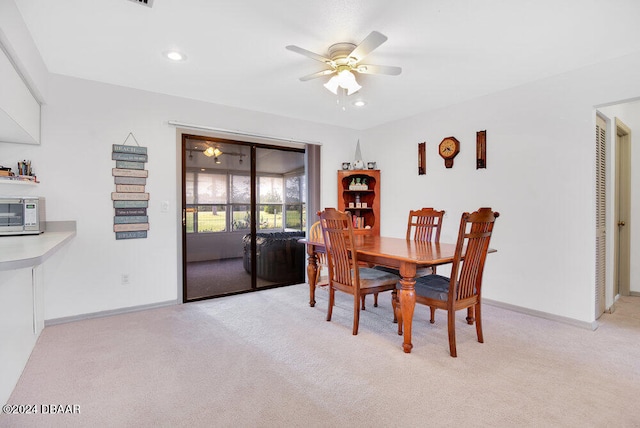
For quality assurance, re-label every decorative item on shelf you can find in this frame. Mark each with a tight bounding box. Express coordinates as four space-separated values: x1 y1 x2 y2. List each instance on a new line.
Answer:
367 161 377 170
476 130 487 169
0 166 13 177
352 139 365 170
438 136 460 168
348 177 368 190
418 142 426 175
111 132 149 240
1 161 39 182
342 162 351 170
17 160 33 176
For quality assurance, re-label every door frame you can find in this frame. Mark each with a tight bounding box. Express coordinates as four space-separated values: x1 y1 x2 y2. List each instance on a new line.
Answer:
180 133 307 302
614 118 631 297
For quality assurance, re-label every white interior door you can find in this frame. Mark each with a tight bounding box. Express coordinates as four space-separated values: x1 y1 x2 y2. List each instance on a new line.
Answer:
614 118 631 297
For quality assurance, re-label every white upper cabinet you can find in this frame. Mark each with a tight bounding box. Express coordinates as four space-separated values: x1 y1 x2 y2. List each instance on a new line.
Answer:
0 46 41 145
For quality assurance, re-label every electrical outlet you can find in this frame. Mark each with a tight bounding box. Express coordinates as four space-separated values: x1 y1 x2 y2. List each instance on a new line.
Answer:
121 274 129 285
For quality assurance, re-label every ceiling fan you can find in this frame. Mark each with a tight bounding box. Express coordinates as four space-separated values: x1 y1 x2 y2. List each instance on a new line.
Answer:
286 31 401 96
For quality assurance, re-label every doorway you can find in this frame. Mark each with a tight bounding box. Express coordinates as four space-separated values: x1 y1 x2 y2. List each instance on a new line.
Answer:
595 101 637 316
181 135 306 302
614 119 631 297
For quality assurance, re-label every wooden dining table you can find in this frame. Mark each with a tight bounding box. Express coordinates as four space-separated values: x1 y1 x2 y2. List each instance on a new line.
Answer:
301 235 493 353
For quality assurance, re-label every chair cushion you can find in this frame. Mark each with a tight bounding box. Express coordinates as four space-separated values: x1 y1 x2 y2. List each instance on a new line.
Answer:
357 267 400 288
397 274 451 302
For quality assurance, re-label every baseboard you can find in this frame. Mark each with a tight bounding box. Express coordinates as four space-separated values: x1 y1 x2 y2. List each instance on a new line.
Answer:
44 300 179 326
483 298 598 331
630 291 640 297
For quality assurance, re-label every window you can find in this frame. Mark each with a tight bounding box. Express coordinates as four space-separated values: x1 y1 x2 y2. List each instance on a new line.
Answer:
186 172 228 233
231 174 251 231
187 170 305 234
285 174 306 230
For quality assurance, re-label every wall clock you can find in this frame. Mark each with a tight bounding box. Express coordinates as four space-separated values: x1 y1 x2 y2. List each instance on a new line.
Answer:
438 136 460 168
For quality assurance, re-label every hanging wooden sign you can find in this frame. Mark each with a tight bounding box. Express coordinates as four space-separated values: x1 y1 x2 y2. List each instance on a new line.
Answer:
114 176 146 185
114 200 148 208
418 142 426 175
476 130 487 169
112 168 148 178
112 133 149 240
114 223 150 232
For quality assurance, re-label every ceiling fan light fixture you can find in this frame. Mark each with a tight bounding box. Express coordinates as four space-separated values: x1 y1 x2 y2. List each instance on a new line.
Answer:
323 69 361 96
203 147 223 157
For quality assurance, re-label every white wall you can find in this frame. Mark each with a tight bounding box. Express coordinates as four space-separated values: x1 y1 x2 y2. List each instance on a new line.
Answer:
0 0 48 101
3 0 638 325
0 73 358 320
362 52 640 324
597 101 640 294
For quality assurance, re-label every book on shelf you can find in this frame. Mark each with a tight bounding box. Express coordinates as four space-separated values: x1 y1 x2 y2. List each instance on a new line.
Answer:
352 216 365 229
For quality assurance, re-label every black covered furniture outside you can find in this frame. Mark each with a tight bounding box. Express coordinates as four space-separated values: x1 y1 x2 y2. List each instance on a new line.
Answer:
243 232 306 283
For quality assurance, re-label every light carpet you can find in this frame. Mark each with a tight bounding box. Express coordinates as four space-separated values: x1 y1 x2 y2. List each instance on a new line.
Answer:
2 284 640 427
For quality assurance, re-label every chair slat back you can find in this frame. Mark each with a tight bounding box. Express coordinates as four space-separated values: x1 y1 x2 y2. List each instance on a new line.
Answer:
406 208 445 242
319 208 359 291
309 221 327 265
449 208 499 302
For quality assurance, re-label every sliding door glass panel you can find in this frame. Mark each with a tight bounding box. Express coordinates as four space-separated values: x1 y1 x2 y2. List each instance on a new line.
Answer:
184 139 252 300
254 147 306 288
231 174 251 231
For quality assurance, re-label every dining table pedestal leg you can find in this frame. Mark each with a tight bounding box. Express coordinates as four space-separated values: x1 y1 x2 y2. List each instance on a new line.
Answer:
306 248 319 307
399 262 417 353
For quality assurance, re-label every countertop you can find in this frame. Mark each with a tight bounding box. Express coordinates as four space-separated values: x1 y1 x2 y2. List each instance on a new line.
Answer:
0 221 76 271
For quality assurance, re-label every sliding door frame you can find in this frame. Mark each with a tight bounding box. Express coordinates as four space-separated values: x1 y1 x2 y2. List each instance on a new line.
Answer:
181 133 307 302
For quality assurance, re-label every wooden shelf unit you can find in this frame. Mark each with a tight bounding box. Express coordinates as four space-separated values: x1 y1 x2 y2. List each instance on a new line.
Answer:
337 169 380 235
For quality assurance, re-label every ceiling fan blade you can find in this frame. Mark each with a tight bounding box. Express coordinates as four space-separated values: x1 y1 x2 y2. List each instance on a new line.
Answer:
348 31 388 63
299 69 336 81
355 64 402 76
286 45 332 64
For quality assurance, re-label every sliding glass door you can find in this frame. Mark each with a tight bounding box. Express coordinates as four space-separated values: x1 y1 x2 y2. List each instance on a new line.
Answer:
182 136 306 301
254 147 306 289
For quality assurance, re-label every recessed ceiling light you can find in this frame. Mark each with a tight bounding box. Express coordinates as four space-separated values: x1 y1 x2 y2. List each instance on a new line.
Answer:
352 100 367 107
164 50 187 62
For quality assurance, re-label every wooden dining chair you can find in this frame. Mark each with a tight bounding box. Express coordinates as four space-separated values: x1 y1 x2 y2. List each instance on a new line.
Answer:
394 207 499 357
385 208 445 320
406 207 445 275
319 208 400 335
308 221 328 288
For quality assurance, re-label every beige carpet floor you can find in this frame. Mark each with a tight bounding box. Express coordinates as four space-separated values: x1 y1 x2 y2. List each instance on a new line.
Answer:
2 284 640 427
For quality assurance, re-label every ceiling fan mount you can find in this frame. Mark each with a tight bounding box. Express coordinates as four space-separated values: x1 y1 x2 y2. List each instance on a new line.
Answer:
327 43 357 64
286 31 402 95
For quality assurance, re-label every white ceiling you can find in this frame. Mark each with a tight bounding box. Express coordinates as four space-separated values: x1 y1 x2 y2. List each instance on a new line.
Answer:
14 0 640 130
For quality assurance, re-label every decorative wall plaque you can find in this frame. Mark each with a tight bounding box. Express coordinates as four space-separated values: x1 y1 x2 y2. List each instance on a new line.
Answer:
111 133 149 239
418 142 426 175
476 130 487 169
